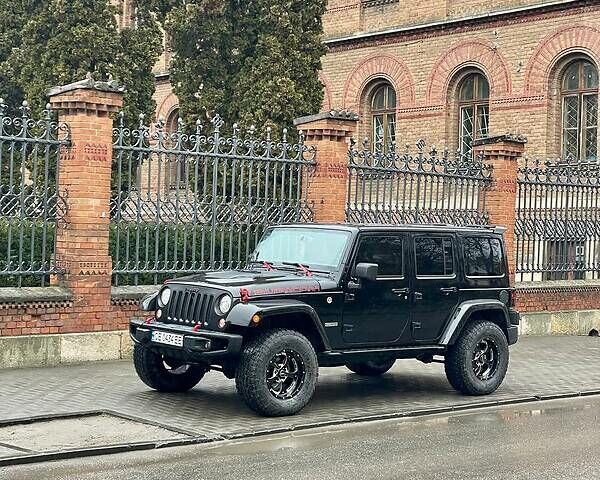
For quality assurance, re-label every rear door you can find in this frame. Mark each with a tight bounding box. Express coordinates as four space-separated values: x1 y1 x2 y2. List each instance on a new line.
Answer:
410 234 460 342
342 233 411 345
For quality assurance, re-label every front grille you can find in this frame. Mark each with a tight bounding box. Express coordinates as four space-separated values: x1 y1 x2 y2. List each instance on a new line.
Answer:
165 289 215 325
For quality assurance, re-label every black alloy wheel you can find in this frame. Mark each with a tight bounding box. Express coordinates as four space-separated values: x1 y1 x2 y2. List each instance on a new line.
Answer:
444 320 509 396
472 338 499 380
236 329 319 417
266 349 306 400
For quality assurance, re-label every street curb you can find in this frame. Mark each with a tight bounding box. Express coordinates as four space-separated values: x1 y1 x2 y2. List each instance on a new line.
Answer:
2 391 600 467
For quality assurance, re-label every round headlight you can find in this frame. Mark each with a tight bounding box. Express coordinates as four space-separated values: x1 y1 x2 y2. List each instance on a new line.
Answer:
217 295 232 315
159 287 171 306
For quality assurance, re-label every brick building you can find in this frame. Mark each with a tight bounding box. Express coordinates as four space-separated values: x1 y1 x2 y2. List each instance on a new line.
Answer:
321 0 599 160
118 0 600 161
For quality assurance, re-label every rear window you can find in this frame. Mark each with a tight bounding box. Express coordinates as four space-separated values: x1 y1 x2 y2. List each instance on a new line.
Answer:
463 237 504 277
415 237 454 277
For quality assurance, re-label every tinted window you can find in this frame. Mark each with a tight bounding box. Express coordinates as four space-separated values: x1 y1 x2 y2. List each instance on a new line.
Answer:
356 236 403 277
415 237 454 276
464 237 504 276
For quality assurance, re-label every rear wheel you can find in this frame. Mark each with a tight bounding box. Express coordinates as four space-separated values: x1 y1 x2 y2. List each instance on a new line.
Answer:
346 359 396 376
133 344 207 392
445 321 509 395
235 329 318 417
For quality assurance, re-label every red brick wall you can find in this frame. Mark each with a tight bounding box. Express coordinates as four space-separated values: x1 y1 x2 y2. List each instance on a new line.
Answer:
323 0 545 40
0 299 142 337
515 284 600 313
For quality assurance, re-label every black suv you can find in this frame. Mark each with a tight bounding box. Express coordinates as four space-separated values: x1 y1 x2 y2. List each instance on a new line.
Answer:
131 224 519 417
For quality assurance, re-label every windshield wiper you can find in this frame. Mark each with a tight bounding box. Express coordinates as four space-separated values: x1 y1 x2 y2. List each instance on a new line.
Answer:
279 262 331 277
281 262 312 277
248 259 275 271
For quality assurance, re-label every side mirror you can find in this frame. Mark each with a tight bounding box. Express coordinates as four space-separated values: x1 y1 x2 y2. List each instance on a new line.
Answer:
355 262 378 282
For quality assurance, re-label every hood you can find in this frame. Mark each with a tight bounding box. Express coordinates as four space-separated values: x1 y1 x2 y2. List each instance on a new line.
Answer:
169 269 326 297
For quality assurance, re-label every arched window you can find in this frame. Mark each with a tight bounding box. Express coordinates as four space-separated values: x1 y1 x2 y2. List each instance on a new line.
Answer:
370 83 396 153
165 109 186 189
458 73 489 156
165 108 180 134
561 59 598 162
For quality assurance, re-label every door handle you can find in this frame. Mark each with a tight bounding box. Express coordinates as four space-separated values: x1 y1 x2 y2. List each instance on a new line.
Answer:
440 287 457 295
391 287 409 297
414 291 423 301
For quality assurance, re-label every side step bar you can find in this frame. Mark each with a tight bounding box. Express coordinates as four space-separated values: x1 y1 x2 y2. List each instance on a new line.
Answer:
317 345 446 366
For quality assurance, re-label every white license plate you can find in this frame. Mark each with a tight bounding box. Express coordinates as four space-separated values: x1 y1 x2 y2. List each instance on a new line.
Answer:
151 331 184 347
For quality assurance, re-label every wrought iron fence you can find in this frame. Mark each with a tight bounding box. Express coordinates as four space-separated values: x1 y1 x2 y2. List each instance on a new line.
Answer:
346 139 493 225
0 101 69 287
111 114 316 285
516 158 600 282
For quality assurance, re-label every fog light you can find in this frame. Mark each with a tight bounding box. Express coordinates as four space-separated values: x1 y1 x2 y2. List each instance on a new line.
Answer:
251 314 261 325
156 309 163 319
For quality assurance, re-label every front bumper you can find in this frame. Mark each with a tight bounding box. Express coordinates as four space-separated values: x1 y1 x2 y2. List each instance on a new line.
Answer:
130 318 243 360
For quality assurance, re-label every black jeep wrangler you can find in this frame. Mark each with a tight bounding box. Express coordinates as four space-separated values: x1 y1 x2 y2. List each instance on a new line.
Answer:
131 224 519 417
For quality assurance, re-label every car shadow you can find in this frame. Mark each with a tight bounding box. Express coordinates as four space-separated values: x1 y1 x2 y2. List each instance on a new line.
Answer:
124 368 464 426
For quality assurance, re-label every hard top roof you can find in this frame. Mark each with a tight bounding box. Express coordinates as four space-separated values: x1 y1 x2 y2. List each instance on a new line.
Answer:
272 223 505 235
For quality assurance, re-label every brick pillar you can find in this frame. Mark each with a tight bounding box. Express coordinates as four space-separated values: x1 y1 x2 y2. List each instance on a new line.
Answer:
473 134 527 286
294 111 358 223
48 78 124 332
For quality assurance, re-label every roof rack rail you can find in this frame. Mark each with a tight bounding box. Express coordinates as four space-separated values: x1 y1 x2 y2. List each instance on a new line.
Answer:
420 223 494 229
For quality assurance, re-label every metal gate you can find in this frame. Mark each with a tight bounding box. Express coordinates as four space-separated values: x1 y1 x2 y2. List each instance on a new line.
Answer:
346 139 492 226
111 114 316 285
0 101 69 287
516 158 600 282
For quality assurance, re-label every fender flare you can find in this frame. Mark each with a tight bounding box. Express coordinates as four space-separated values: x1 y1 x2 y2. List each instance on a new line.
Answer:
440 299 511 345
139 291 158 311
227 299 331 350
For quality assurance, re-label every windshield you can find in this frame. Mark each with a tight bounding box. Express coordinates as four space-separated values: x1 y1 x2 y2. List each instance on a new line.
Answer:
251 227 351 272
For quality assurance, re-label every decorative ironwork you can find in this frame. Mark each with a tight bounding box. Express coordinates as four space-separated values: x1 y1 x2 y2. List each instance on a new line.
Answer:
111 113 316 285
346 139 492 225
0 100 70 286
516 158 600 281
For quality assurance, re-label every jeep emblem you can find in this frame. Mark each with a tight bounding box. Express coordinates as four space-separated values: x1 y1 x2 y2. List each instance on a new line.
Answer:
326 296 333 304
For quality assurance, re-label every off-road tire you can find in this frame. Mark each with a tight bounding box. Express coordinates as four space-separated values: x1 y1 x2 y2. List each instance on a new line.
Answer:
235 329 318 417
346 359 396 376
445 320 509 395
133 344 207 392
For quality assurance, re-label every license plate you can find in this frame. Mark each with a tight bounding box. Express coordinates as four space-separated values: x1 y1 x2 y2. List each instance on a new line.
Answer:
151 331 184 347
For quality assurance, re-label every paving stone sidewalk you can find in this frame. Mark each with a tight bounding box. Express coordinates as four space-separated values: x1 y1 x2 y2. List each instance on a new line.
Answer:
1 336 599 440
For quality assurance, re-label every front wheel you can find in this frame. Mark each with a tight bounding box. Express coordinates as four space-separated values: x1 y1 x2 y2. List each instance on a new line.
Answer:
133 344 208 392
346 359 396 376
444 321 509 395
235 329 318 417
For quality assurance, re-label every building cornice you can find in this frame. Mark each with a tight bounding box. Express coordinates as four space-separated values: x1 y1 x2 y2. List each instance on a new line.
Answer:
324 0 596 51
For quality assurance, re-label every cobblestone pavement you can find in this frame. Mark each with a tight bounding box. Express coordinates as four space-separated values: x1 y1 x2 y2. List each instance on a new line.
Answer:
1 336 599 441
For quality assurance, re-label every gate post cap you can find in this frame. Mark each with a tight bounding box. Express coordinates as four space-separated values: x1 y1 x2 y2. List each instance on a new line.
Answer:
48 74 124 116
48 73 126 97
294 110 359 126
472 134 527 147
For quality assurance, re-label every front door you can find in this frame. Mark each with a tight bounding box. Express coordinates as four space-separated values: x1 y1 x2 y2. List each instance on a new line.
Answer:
342 234 411 345
411 234 460 342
